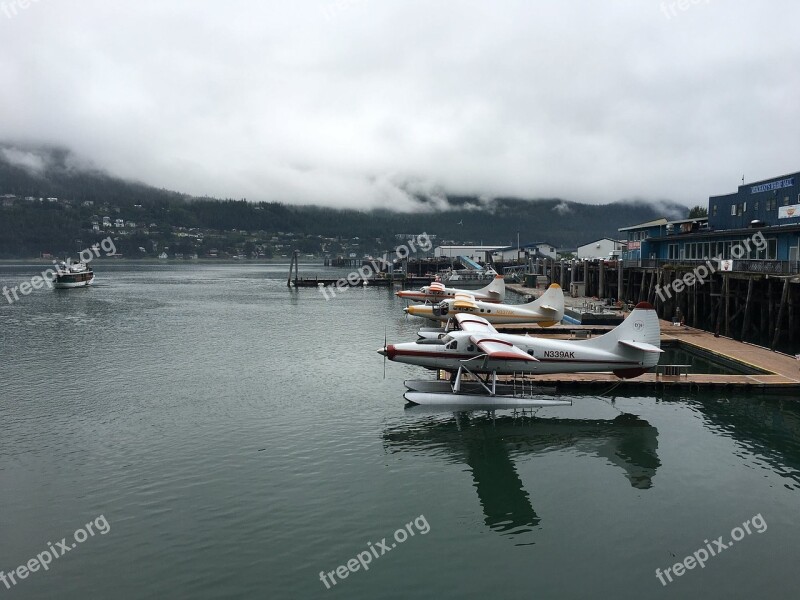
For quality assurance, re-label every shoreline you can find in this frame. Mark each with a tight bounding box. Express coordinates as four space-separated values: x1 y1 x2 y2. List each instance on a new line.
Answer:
0 258 324 265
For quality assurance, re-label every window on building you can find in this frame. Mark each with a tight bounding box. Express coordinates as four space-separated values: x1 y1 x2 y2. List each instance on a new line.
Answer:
712 204 718 216
743 202 747 212
754 201 759 211
730 204 737 216
668 244 678 259
785 196 790 206
767 239 777 260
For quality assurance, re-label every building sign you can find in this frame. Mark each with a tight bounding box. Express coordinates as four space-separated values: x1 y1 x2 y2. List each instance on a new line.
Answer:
627 241 641 250
778 203 800 219
719 260 733 272
751 177 794 194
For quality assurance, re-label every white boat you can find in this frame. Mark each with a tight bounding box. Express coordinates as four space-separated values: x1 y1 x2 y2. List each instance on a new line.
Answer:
53 261 95 289
440 267 499 288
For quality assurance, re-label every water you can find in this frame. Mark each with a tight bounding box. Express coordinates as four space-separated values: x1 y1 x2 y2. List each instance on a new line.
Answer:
1 262 799 599
659 342 763 375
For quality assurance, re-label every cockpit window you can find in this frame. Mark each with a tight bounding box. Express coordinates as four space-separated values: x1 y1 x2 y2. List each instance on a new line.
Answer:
445 340 457 350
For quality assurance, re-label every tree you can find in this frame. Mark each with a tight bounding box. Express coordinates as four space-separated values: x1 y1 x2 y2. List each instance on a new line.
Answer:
688 205 708 218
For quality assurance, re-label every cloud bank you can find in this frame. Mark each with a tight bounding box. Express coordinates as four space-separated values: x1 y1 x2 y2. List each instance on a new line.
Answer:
1 0 799 210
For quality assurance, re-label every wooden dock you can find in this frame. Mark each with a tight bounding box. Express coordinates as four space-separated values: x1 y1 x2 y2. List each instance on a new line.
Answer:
488 320 800 393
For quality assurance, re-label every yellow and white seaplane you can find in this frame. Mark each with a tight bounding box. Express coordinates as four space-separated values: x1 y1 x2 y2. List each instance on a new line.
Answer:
396 274 505 304
406 283 564 333
378 302 662 406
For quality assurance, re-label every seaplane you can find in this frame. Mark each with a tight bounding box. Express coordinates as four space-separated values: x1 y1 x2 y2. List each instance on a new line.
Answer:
396 274 505 304
407 283 564 334
378 302 662 406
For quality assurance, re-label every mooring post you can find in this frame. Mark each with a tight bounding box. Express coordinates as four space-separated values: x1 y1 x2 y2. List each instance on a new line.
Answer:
598 260 605 298
724 274 730 337
287 251 295 287
771 277 790 349
287 249 299 287
741 277 754 340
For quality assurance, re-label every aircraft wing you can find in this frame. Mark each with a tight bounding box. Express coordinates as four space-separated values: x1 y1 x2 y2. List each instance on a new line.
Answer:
454 313 497 334
468 336 539 362
453 292 477 310
618 340 664 353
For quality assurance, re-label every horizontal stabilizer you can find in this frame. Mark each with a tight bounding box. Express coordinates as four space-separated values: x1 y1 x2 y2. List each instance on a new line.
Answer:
618 340 663 353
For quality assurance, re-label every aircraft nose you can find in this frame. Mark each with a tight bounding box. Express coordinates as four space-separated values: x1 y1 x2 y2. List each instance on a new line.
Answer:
377 345 396 358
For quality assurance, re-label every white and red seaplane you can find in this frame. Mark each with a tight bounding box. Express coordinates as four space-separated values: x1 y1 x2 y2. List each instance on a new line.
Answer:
396 274 505 304
407 283 564 333
379 302 662 406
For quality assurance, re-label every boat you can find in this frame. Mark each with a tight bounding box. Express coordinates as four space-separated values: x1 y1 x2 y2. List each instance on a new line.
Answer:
437 255 500 288
53 261 95 289
440 267 499 288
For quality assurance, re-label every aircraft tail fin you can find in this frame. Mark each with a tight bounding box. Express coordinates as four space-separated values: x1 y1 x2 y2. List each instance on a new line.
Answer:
582 302 662 377
521 283 564 324
475 274 505 301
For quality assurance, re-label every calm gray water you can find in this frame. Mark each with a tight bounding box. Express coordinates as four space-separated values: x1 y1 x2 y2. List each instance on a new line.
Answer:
1 262 799 599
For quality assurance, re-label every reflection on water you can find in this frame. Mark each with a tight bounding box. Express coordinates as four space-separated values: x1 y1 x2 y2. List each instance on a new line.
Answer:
692 396 800 489
383 412 660 537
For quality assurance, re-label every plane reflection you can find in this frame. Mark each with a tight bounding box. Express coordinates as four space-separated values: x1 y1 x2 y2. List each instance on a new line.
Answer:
383 411 660 538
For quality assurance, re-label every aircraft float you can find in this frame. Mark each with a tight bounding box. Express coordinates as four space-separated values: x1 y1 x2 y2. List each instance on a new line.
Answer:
379 302 662 406
396 274 505 304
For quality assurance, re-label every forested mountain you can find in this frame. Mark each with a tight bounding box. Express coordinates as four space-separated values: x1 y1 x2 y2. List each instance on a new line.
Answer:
0 145 686 258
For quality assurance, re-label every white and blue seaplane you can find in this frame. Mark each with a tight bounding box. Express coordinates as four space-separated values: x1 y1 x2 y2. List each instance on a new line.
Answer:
378 302 662 407
408 283 565 338
396 274 505 304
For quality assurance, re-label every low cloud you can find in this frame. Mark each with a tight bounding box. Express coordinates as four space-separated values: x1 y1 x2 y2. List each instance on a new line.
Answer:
1 1 799 209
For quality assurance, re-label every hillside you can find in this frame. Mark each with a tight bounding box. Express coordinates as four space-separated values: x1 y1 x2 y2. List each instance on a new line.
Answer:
0 145 686 258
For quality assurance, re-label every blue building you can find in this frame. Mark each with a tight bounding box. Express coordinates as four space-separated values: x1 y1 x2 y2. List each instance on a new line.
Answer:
709 172 800 230
620 170 800 274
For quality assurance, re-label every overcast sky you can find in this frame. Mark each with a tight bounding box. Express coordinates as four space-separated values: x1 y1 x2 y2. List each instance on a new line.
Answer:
1 0 799 210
